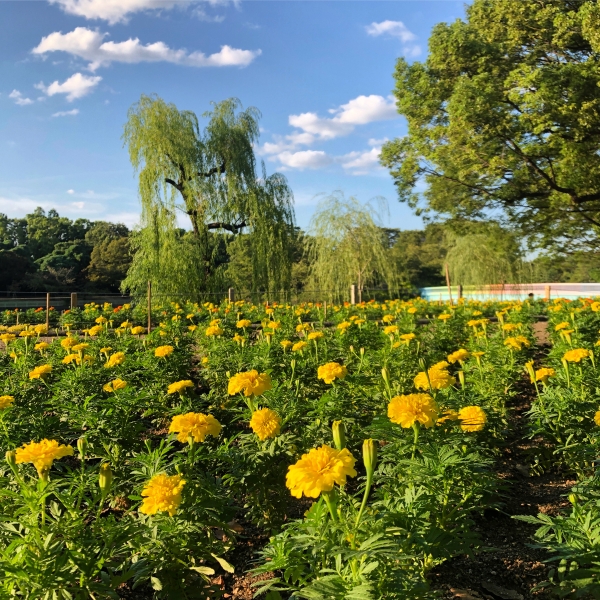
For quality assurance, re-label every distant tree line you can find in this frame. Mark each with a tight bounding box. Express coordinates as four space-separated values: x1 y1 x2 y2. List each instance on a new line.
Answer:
0 208 131 292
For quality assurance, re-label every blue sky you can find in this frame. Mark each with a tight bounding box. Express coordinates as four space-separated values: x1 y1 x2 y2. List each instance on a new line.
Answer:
0 0 466 231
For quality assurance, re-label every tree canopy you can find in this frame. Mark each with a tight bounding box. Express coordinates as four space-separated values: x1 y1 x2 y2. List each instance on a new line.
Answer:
305 193 398 302
381 0 600 251
121 95 295 300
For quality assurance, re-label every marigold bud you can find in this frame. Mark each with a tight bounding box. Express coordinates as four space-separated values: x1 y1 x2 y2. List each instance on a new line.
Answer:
99 463 113 494
5 450 16 467
332 420 346 450
362 439 377 476
568 493 577 505
381 367 390 387
77 437 88 458
457 371 465 388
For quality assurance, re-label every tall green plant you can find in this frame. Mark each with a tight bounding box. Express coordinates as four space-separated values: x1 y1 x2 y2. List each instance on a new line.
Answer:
305 193 397 302
121 95 295 300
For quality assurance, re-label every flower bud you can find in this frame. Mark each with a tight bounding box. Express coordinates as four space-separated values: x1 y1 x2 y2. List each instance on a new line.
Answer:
360 347 365 359
5 450 16 467
381 367 390 387
99 463 113 494
457 370 465 388
77 437 88 458
568 493 578 505
362 439 377 476
332 420 346 450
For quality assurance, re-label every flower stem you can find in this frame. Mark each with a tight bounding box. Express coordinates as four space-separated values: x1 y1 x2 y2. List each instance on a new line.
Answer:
323 490 338 523
411 423 420 459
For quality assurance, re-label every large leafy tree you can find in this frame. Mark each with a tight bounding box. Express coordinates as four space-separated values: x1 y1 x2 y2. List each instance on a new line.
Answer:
381 0 600 251
121 94 295 299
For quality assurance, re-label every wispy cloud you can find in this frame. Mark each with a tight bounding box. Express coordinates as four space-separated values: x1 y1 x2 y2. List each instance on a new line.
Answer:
33 27 260 71
9 90 34 106
52 108 80 117
366 20 421 57
48 0 233 25
36 73 101 102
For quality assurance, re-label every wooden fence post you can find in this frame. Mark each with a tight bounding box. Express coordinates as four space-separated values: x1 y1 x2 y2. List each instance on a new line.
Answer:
444 263 454 306
324 301 327 320
458 284 463 300
228 287 235 304
147 281 152 333
350 285 357 305
46 292 50 331
545 285 551 301
70 292 78 310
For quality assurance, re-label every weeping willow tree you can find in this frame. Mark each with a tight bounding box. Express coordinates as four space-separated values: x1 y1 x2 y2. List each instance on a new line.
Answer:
306 193 397 302
121 94 295 300
445 226 525 286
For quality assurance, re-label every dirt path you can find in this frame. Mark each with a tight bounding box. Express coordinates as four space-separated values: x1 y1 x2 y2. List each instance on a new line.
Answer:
430 326 571 600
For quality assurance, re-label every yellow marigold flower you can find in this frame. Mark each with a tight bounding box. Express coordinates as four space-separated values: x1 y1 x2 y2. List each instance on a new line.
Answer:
61 337 78 349
228 370 272 397
535 367 556 384
19 330 36 338
383 325 399 335
472 310 482 316
392 341 401 348
205 325 224 336
269 321 281 330
308 331 324 341
88 325 103 336
437 409 459 424
472 351 485 358
0 395 14 410
296 323 310 332
286 444 357 499
555 322 570 331
595 410 600 426
188 325 197 332
400 332 416 342
504 336 529 351
388 393 438 428
233 334 244 344
337 321 352 332
63 353 81 365
237 319 251 328
29 364 52 380
201 357 209 365
280 340 293 350
438 313 451 321
447 349 470 364
35 342 49 352
355 318 366 325
169 412 222 443
95 316 107 324
414 364 456 391
131 326 145 335
382 314 395 323
317 362 348 384
563 348 590 363
592 302 600 312
502 323 518 331
72 343 89 353
15 439 74 479
0 333 16 343
104 352 125 368
155 345 174 358
103 378 127 393
139 473 186 517
292 341 308 352
167 380 194 395
407 307 417 314
458 406 487 432
100 347 112 355
250 408 282 440
34 324 48 335
120 321 131 329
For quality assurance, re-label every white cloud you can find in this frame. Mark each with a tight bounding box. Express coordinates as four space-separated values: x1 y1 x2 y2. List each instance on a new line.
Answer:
71 201 85 209
36 73 101 102
32 27 260 71
288 95 397 140
366 20 421 57
67 189 75 194
338 147 383 175
48 0 230 25
277 150 332 170
368 137 389 147
9 90 34 106
52 109 80 117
